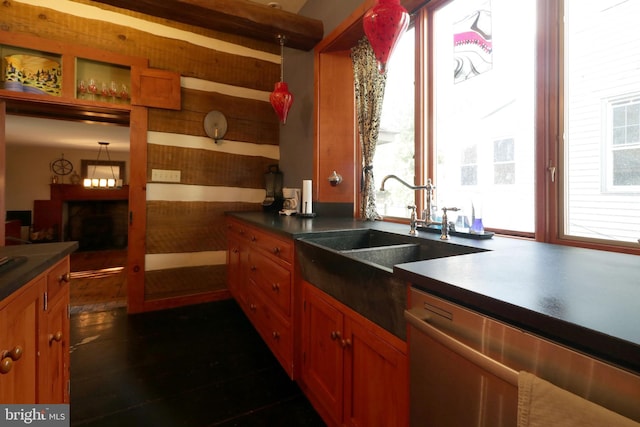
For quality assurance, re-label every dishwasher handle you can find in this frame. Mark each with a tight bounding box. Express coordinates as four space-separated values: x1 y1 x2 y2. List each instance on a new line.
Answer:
405 308 519 386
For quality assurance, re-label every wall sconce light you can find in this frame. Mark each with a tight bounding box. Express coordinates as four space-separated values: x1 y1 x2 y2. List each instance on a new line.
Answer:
204 110 228 143
83 141 120 189
363 0 410 73
270 34 294 124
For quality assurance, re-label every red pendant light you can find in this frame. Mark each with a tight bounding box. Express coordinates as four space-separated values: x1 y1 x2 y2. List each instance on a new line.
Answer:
363 0 410 73
270 35 294 124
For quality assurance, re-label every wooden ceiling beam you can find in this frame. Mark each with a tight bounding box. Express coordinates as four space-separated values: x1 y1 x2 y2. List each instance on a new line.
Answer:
89 0 324 51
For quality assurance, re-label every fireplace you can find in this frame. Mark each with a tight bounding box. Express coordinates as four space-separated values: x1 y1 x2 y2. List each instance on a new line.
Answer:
67 200 128 250
33 184 129 249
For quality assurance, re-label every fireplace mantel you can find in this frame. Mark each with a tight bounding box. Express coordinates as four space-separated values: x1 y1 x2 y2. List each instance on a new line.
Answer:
33 184 129 241
50 184 129 201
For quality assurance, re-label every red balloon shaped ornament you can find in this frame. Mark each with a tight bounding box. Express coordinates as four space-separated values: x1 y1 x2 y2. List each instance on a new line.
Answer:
270 81 294 124
363 0 410 73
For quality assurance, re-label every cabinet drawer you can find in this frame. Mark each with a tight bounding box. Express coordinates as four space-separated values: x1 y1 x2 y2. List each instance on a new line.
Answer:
248 230 293 264
226 220 252 242
251 287 293 377
46 258 70 302
248 251 291 317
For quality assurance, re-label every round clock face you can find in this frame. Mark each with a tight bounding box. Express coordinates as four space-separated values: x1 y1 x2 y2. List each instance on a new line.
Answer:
51 157 74 175
204 110 228 140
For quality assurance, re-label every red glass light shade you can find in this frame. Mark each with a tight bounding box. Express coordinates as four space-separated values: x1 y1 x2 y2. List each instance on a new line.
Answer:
270 81 294 124
363 0 410 73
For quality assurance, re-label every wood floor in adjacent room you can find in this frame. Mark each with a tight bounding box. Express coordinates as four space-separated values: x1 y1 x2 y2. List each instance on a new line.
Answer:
70 249 127 313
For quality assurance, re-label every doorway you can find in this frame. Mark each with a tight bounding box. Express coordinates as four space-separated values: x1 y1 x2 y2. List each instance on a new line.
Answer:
4 113 130 313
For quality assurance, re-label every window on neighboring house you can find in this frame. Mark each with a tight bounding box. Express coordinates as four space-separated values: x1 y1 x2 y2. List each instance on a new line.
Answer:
461 145 478 186
493 138 515 185
609 98 640 189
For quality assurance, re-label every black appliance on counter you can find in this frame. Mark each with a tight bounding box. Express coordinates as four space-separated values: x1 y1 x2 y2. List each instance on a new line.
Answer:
262 164 284 212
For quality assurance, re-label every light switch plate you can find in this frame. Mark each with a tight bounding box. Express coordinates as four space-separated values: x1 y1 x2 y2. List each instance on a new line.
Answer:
151 169 181 183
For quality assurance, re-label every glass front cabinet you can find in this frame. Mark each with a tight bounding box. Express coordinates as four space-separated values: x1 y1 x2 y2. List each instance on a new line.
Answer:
0 33 178 110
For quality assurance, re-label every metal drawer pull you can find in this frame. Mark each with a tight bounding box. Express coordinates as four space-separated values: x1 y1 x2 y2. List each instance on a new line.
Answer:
404 309 518 386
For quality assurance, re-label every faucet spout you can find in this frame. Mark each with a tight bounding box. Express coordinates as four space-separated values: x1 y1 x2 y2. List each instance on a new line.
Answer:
379 174 433 192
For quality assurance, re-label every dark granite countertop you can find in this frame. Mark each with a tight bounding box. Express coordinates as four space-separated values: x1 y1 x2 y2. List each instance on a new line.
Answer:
228 212 640 374
0 242 79 301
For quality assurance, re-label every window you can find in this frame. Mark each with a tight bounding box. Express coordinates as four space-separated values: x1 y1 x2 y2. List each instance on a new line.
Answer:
374 27 416 218
493 138 515 185
461 145 477 186
370 0 640 251
432 0 536 233
563 0 640 245
609 98 640 188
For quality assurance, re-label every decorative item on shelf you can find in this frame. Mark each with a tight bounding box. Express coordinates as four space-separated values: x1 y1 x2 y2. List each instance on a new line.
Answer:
3 54 62 96
83 141 121 189
50 154 73 184
328 170 343 186
70 170 81 185
363 0 410 73
270 34 294 124
203 110 228 143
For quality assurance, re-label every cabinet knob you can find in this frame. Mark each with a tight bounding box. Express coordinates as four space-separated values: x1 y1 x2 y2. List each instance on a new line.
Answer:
2 345 23 361
0 358 12 375
49 331 63 344
340 338 352 348
58 272 71 283
250 303 257 312
272 247 281 255
250 265 257 271
272 331 280 340
271 283 280 292
330 331 341 340
232 248 239 254
251 235 257 242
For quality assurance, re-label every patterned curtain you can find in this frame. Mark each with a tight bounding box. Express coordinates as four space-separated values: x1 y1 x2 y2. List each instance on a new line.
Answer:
352 37 387 220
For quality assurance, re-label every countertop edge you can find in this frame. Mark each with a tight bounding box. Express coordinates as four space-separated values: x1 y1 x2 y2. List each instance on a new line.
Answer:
0 241 79 301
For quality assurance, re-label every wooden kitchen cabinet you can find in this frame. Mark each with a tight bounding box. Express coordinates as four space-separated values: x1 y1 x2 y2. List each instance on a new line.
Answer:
0 275 44 403
301 281 408 427
0 256 71 403
226 218 294 378
40 257 71 403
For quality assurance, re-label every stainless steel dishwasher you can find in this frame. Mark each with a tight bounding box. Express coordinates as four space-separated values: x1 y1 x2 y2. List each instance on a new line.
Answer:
405 287 640 427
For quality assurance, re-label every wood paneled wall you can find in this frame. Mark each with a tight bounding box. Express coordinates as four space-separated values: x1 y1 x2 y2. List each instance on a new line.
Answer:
3 0 281 307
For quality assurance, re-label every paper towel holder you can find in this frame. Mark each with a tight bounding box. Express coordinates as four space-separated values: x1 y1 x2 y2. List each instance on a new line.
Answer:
328 170 343 186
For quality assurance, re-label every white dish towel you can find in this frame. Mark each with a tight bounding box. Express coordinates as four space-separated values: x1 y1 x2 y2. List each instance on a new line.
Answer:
518 371 639 427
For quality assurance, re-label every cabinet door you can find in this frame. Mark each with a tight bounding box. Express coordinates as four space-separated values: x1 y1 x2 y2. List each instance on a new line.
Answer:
39 291 69 403
301 284 344 425
130 67 181 110
343 318 409 427
0 276 44 403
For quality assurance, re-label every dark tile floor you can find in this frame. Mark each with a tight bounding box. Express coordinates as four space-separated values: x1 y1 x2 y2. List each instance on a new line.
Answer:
70 299 326 426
